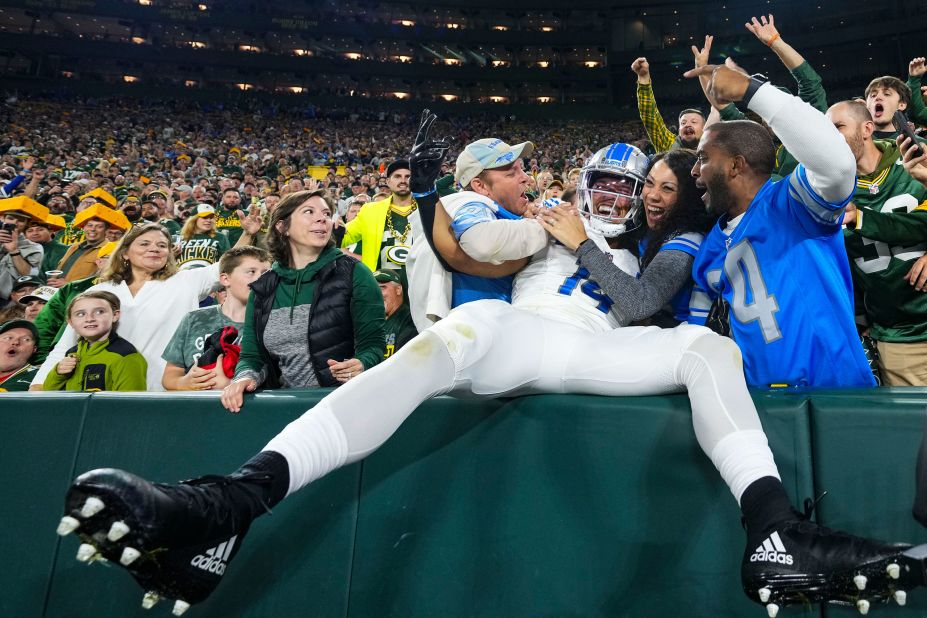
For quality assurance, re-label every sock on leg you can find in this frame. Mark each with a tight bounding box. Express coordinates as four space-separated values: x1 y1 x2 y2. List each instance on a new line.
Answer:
740 476 796 536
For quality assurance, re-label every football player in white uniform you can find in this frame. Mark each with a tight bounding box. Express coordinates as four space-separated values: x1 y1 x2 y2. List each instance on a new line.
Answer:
58 118 925 615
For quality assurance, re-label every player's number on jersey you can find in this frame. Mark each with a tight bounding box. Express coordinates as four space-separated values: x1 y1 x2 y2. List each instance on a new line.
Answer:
724 240 782 344
558 265 614 314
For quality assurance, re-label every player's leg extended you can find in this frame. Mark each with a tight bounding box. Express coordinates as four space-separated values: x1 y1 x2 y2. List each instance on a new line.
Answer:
56 301 511 611
552 323 923 614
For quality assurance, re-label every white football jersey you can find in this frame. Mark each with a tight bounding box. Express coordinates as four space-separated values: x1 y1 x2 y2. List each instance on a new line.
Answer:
513 221 639 334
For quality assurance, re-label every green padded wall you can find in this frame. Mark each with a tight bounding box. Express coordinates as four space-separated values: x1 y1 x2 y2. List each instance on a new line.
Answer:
14 388 927 617
42 391 360 618
0 393 89 618
348 392 816 617
810 388 927 618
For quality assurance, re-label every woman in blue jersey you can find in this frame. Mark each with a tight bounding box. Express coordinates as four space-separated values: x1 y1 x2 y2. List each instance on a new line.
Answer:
540 148 713 327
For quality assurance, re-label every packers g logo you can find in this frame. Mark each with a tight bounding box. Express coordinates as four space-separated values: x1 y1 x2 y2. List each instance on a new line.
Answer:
385 245 408 265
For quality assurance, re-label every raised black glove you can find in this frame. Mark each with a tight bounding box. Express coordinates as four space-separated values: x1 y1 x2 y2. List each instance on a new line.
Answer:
409 109 451 195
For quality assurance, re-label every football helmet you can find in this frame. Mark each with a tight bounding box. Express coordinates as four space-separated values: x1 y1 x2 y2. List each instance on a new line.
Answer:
578 143 649 237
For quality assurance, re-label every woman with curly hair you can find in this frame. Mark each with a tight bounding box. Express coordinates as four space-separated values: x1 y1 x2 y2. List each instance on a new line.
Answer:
540 148 713 327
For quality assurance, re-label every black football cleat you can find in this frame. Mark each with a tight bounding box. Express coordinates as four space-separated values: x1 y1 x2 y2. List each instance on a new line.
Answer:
57 467 274 614
742 515 927 616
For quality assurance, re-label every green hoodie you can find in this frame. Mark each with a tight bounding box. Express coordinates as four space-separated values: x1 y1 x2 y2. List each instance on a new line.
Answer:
42 334 147 392
236 246 385 384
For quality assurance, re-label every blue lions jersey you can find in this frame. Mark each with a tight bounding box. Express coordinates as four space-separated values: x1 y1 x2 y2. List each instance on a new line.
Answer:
690 165 875 388
444 192 519 307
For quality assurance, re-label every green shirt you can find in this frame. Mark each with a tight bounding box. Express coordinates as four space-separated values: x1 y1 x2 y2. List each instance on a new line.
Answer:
42 335 147 391
844 140 927 342
159 218 182 235
384 304 417 358
40 241 69 278
162 305 244 371
0 364 39 392
236 248 385 381
176 233 231 269
215 208 244 244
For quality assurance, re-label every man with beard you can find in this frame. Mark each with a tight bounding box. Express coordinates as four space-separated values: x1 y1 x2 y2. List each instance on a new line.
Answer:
687 62 874 388
341 159 416 283
632 57 706 153
827 100 927 385
140 196 181 235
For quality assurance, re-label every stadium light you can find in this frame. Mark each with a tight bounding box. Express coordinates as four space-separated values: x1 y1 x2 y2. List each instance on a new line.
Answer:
345 52 362 60
440 94 457 101
123 75 139 83
393 92 410 99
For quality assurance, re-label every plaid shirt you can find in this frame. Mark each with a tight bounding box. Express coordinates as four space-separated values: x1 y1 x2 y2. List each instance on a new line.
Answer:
636 83 677 154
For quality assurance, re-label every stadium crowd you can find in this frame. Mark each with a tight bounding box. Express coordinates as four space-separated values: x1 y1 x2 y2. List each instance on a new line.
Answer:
2 14 927 394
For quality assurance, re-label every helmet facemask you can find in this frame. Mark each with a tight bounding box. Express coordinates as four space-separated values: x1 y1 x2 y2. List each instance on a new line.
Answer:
578 172 644 238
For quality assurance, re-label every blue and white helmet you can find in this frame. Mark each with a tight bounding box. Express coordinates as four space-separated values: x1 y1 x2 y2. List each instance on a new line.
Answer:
578 143 649 237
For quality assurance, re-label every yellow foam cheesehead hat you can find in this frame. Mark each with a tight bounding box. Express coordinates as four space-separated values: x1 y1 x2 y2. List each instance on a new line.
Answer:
0 196 50 222
73 203 131 231
78 187 118 208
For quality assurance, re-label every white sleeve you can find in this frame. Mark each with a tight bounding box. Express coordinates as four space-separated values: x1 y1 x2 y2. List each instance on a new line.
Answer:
748 82 856 204
458 219 549 264
173 260 222 299
32 324 78 386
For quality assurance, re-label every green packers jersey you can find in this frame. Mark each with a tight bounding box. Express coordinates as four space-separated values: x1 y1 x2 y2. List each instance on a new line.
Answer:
844 140 927 342
355 210 411 287
176 233 231 270
215 208 244 244
384 304 417 358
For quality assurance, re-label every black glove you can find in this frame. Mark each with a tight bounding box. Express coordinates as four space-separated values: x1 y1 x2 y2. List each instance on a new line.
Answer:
409 109 451 195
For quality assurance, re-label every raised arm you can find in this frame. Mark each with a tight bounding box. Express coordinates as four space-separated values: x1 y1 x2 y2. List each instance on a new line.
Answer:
633 58 677 153
687 61 855 203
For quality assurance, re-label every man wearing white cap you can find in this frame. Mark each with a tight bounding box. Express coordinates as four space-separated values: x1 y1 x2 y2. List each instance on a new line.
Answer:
441 137 549 307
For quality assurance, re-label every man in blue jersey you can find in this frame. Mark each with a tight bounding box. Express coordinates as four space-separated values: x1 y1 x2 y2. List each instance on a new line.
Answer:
686 61 875 389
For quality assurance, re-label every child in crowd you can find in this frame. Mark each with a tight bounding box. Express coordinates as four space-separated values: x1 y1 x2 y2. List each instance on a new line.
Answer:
161 246 271 390
42 290 147 391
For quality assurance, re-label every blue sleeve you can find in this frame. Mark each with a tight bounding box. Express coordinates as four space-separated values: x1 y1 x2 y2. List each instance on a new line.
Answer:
784 164 851 237
450 201 497 239
659 232 702 258
686 284 711 326
0 175 25 197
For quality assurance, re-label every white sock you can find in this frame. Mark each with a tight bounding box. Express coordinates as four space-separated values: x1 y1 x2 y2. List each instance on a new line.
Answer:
710 429 781 504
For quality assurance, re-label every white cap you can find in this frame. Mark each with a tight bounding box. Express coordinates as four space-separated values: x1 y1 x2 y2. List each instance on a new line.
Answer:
195 203 216 217
454 138 534 188
19 285 56 304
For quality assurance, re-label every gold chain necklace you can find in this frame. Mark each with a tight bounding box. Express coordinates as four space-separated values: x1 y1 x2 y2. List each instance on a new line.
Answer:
386 204 416 245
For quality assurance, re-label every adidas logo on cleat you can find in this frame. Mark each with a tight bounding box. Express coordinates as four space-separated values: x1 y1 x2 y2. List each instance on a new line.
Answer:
750 532 794 566
190 536 237 575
